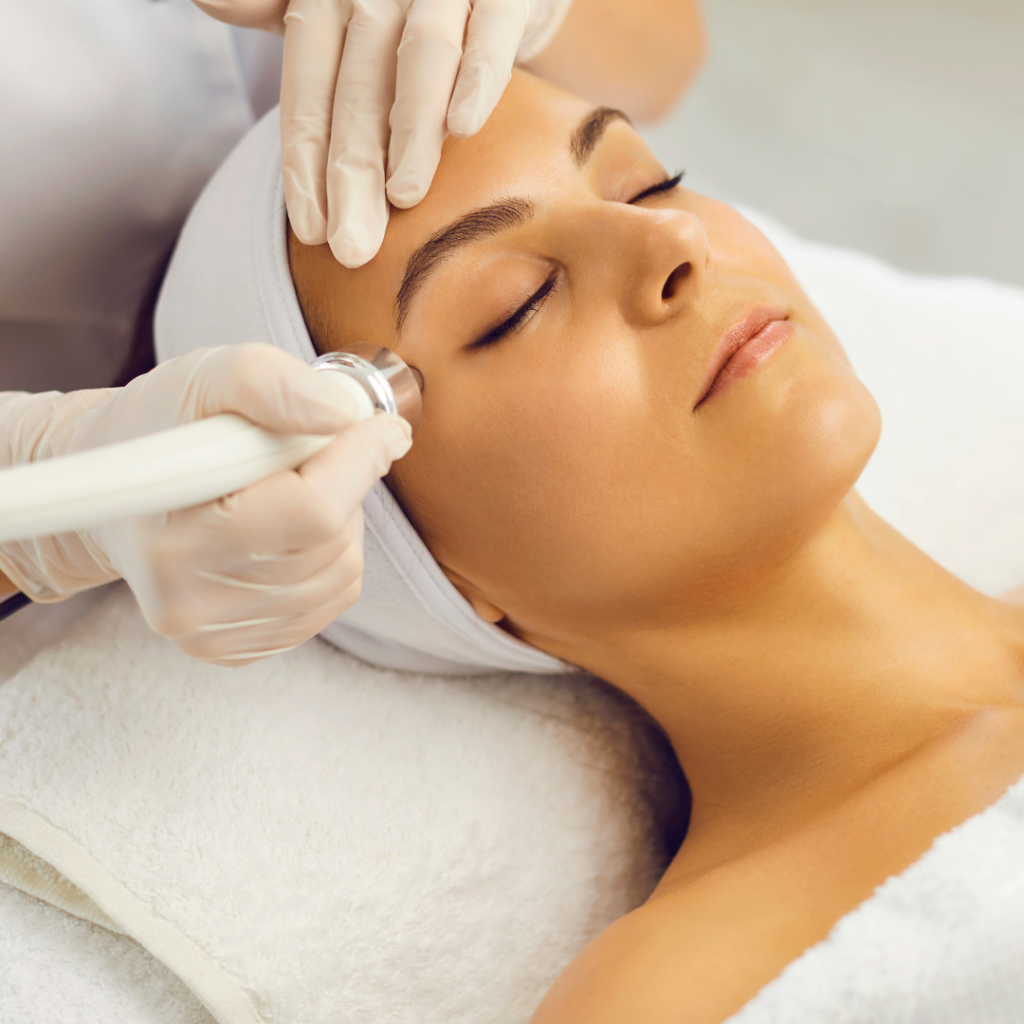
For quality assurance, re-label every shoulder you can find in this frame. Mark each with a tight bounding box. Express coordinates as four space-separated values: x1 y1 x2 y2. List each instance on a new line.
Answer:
528 903 674 1024
528 881 785 1024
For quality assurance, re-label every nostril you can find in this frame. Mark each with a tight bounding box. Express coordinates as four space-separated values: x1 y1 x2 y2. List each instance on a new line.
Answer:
662 262 691 301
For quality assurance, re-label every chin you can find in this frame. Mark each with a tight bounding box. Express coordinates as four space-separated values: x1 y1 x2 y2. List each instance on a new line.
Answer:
769 364 881 541
706 340 882 579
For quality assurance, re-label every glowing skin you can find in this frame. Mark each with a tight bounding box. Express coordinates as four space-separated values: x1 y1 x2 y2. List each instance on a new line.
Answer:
290 72 1024 1024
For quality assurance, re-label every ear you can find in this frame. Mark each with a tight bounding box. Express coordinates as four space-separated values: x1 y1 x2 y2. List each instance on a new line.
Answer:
440 565 507 625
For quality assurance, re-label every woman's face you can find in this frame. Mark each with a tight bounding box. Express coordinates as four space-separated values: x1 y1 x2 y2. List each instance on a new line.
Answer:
289 71 880 660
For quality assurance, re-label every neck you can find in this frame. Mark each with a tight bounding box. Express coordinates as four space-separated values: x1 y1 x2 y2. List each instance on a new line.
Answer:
553 494 1024 846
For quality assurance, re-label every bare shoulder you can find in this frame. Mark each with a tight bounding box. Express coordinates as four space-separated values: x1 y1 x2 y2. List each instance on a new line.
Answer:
528 869 813 1024
528 899 695 1024
529 707 1024 1024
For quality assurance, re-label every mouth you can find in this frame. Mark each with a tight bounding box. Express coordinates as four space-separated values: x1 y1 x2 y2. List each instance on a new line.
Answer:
694 305 793 410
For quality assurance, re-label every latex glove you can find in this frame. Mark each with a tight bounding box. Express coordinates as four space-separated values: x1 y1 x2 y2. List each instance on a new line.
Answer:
191 0 572 267
0 345 412 666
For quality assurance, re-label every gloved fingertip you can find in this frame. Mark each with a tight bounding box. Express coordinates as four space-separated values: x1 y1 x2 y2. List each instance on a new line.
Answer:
446 105 485 140
363 413 414 464
450 56 509 139
325 171 389 264
385 173 430 210
284 188 329 246
303 414 411 503
290 213 329 247
448 73 505 139
327 228 383 269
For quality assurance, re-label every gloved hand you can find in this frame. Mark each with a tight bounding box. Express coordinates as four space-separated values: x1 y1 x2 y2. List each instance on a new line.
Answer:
0 345 412 666
191 0 573 266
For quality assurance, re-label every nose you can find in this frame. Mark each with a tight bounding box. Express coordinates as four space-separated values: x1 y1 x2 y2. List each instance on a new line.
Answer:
610 207 709 326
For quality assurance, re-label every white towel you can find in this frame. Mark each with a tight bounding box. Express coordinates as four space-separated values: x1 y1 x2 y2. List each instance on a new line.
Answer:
0 584 683 1024
8 769 1024 1024
0 880 212 1024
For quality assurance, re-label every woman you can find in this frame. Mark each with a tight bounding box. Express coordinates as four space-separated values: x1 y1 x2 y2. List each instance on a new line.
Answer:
0 0 703 667
279 70 1024 1021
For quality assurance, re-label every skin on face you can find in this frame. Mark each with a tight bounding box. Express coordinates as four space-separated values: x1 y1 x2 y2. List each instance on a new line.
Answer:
289 69 881 670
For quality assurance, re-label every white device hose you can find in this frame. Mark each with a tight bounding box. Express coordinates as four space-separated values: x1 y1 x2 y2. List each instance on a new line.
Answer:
0 415 337 544
0 346 421 545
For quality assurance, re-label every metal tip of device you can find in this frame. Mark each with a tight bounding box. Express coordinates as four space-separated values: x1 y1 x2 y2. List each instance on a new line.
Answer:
311 344 423 435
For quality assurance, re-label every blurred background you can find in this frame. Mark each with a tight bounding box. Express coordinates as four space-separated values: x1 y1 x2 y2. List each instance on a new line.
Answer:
642 0 1024 287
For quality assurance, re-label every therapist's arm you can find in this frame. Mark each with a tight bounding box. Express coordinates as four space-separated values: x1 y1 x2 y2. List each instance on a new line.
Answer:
524 0 706 123
0 571 17 600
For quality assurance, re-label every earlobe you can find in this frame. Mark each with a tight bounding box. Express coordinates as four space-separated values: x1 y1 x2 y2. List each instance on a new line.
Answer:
441 565 507 624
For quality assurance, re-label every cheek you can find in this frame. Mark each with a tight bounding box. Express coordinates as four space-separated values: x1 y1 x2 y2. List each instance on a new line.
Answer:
392 327 880 639
390 342 683 629
683 330 882 606
701 200 853 366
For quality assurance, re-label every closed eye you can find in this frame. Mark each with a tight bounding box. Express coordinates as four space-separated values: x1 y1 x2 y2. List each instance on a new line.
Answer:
470 272 558 350
628 170 685 205
467 171 683 350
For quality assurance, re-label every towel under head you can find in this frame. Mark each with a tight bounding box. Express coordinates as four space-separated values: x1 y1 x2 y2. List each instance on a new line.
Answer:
154 107 565 677
0 583 685 1024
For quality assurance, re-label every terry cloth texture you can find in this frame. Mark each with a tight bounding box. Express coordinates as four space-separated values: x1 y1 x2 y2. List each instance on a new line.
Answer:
154 107 566 677
0 584 685 1024
10 770 1024 1024
0 881 212 1024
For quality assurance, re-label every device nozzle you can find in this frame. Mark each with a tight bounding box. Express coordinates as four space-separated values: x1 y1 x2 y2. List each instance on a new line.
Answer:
311 345 423 435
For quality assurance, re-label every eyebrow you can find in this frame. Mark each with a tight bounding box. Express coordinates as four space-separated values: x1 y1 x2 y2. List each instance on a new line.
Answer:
395 199 533 331
394 106 632 330
570 106 632 168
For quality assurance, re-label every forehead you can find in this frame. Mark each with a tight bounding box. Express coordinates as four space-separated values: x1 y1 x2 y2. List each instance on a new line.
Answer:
288 73 606 350
386 74 594 262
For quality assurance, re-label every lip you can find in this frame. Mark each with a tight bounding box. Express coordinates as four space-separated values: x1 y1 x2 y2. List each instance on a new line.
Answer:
694 305 793 409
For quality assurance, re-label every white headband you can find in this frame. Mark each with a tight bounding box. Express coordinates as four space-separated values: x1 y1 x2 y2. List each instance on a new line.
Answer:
155 108 567 676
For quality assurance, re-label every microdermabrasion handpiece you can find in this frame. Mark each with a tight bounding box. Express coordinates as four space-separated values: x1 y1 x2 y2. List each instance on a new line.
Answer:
0 344 422 544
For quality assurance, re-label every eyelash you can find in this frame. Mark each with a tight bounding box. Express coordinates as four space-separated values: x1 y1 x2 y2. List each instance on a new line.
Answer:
628 170 685 205
471 273 558 350
470 171 685 349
